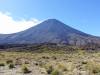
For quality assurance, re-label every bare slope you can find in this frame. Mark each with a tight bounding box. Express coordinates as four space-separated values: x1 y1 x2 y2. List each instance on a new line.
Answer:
0 19 100 46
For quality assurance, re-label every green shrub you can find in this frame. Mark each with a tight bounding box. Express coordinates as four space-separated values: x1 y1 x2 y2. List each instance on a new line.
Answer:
6 60 13 64
0 63 5 66
42 56 49 59
51 70 60 75
81 60 87 64
21 66 31 74
8 63 15 69
46 65 53 74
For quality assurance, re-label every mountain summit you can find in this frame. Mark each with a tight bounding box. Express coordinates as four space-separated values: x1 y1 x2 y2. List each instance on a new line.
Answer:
0 19 100 46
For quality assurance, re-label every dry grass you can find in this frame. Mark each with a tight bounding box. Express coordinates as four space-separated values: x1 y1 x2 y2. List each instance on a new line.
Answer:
0 50 100 75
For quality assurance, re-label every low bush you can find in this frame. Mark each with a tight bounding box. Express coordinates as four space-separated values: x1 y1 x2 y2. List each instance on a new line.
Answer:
86 60 100 74
6 60 13 64
8 63 15 69
46 65 53 74
0 63 5 66
21 65 31 74
51 70 60 75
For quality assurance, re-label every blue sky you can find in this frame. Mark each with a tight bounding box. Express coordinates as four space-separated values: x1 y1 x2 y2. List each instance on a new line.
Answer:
0 0 100 36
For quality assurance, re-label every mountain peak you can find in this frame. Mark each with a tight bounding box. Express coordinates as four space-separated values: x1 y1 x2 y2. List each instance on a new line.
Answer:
38 19 66 28
42 19 63 25
0 19 100 46
45 19 60 22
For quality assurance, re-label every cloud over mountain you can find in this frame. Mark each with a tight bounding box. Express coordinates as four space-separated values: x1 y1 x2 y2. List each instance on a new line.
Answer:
0 12 40 34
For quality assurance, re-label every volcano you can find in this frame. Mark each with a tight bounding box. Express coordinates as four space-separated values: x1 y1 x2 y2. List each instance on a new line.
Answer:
0 19 100 46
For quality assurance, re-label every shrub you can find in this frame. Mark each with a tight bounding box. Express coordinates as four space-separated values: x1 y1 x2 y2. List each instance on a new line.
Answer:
24 61 29 64
0 63 5 66
57 62 68 72
15 59 22 65
21 65 31 74
35 62 38 66
51 70 60 75
46 65 53 74
92 64 100 74
8 63 15 69
52 56 57 60
42 56 49 59
86 60 100 74
6 60 13 64
81 60 87 64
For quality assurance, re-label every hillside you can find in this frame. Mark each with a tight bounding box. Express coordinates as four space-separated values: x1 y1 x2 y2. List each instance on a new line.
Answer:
0 19 100 47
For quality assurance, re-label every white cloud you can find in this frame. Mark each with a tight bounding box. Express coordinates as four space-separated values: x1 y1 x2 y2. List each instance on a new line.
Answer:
0 12 40 34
